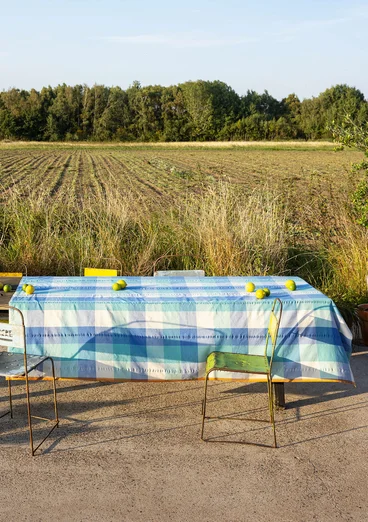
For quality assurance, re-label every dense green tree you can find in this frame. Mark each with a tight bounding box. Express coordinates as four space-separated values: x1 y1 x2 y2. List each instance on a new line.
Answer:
97 87 131 141
300 85 368 139
161 86 190 141
0 81 367 142
180 81 215 140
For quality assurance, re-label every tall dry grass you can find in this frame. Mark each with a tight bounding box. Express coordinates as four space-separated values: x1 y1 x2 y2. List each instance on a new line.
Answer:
0 182 367 321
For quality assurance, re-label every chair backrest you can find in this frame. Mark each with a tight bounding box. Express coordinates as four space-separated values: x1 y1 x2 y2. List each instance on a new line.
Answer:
82 257 122 276
154 269 205 277
84 268 118 276
0 305 26 355
265 298 283 371
0 264 27 277
152 254 205 277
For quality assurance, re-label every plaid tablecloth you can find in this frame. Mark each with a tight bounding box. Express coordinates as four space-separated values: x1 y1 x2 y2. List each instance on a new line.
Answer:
8 276 354 383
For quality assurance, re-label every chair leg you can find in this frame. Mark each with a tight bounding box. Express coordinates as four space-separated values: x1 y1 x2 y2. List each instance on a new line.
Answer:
26 358 59 456
0 379 12 420
24 374 34 456
50 358 59 426
201 372 210 441
8 379 13 418
267 376 277 448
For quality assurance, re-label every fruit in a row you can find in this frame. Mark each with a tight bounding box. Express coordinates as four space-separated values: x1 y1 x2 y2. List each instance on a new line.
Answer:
112 279 127 291
0 282 35 294
245 279 297 299
285 279 297 291
22 284 35 295
0 283 12 292
245 282 271 299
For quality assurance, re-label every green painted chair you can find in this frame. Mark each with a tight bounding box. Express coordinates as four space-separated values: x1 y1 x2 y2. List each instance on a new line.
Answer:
201 297 283 448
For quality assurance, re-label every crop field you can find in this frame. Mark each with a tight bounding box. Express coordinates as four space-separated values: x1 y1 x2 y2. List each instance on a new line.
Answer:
0 142 367 321
0 143 363 208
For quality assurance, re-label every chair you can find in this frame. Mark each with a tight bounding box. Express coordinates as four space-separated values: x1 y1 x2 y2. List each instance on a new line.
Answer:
83 257 122 277
0 269 25 324
154 269 205 277
0 305 59 455
201 297 283 448
84 268 119 276
153 254 205 277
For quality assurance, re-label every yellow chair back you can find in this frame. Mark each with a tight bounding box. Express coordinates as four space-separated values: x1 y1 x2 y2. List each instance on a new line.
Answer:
84 268 118 276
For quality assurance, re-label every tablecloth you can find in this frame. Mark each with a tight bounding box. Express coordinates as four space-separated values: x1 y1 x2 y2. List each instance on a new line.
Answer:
8 276 354 383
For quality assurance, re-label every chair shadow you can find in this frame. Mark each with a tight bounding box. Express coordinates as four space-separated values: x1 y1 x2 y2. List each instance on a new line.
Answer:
1 351 366 453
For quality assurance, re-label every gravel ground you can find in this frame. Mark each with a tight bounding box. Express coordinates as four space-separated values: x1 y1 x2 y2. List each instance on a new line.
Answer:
1 349 367 522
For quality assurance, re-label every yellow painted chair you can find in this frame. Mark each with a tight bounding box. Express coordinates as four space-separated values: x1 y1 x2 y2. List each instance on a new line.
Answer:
83 258 122 277
84 268 119 276
201 298 283 447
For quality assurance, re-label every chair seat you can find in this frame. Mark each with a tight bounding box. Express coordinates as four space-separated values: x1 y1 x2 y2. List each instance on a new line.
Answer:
206 351 270 375
0 353 47 377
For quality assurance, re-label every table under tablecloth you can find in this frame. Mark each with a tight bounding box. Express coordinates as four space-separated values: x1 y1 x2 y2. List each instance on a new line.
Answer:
8 276 354 383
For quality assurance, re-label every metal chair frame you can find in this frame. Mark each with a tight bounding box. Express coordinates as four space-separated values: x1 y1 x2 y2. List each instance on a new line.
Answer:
0 264 28 278
0 305 59 455
201 298 283 448
153 254 205 277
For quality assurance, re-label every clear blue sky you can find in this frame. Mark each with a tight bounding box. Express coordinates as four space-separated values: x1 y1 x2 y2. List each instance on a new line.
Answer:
1 0 367 100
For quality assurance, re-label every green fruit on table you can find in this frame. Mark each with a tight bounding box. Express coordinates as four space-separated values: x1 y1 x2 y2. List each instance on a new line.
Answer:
25 285 34 295
285 279 296 291
245 282 256 292
117 279 127 289
255 289 266 299
3 284 12 292
263 288 271 297
22 283 28 291
0 282 3 290
112 283 121 291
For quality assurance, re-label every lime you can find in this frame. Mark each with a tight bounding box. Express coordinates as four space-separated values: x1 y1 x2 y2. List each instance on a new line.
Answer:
255 289 266 299
112 283 121 291
285 279 296 291
25 285 34 295
3 284 12 293
263 288 271 297
0 282 3 290
245 282 256 292
22 283 28 291
117 279 127 289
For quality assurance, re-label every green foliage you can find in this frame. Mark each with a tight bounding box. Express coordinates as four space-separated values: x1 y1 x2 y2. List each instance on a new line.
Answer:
330 116 368 227
0 81 367 143
351 176 368 227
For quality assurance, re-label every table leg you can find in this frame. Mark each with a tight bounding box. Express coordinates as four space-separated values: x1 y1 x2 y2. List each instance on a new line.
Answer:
273 383 286 409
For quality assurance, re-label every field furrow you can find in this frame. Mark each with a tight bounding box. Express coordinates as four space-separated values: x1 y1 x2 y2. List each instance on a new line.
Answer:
48 153 76 198
108 154 167 199
0 152 56 197
85 152 107 199
0 145 363 211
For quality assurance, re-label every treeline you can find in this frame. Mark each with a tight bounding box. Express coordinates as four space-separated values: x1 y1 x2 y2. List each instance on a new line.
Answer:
0 80 367 142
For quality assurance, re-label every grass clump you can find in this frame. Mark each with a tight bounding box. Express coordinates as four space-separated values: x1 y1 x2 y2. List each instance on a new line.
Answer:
0 178 367 327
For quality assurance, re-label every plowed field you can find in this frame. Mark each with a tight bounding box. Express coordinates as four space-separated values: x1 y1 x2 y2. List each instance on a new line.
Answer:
0 145 362 207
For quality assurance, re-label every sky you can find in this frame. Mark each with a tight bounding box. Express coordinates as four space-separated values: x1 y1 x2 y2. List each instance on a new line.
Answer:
0 0 367 100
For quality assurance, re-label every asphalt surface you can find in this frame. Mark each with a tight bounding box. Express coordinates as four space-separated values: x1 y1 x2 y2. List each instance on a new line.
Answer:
1 348 367 522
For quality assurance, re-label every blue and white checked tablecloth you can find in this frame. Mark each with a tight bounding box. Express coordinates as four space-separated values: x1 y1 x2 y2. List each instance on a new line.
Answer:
8 276 354 383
